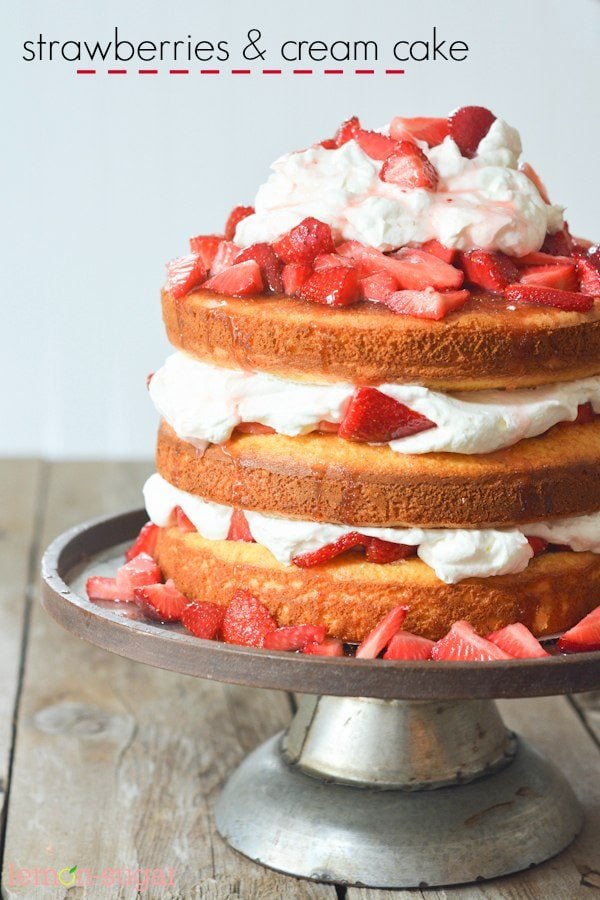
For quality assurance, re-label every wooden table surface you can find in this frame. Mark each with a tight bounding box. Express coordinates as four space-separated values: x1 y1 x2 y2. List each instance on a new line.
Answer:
1 459 600 899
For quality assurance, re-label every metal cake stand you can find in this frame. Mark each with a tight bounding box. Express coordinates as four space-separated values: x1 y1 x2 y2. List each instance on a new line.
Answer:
41 509 600 890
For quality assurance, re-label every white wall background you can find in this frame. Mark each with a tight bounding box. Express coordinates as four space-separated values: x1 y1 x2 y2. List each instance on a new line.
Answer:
3 0 599 458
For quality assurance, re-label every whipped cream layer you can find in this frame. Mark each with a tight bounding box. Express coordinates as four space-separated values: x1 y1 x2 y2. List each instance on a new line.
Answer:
149 352 600 456
143 473 600 585
235 119 564 257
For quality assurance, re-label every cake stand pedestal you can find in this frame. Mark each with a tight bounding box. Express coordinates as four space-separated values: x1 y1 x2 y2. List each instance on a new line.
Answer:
42 510 600 890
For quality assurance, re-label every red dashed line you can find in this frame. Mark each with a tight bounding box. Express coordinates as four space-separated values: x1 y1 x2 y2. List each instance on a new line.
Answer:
76 69 96 75
262 69 282 74
76 66 406 78
139 69 158 75
108 69 127 74
169 69 189 74
386 68 405 75
293 69 313 75
355 69 375 75
324 69 344 75
200 69 220 74
231 69 251 74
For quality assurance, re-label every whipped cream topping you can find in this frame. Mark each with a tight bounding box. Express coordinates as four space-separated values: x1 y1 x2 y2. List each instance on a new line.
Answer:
234 118 564 257
149 352 600 456
143 473 600 585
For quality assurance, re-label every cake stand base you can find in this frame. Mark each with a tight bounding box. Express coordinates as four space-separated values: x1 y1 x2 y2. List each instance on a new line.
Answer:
215 695 582 888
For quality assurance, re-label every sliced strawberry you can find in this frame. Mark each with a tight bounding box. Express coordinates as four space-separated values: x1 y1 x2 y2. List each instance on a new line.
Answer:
316 420 340 434
356 605 408 659
419 239 457 264
449 106 496 158
389 116 449 147
134 579 187 623
514 251 573 267
221 589 277 648
527 536 548 556
383 630 435 660
293 532 365 568
576 255 600 296
363 538 417 563
210 240 240 275
460 250 519 292
188 234 223 269
334 116 361 146
575 402 597 424
125 522 159 562
557 605 600 653
235 422 276 435
273 217 335 265
313 253 353 272
431 620 512 661
380 142 438 191
338 387 436 443
303 637 344 656
263 624 327 651
203 259 263 297
519 263 578 291
176 506 195 533
359 272 398 302
337 242 463 291
384 288 470 319
298 267 360 307
182 600 225 639
227 509 254 542
86 576 121 602
165 253 207 300
282 262 313 295
541 228 572 257
487 623 549 659
224 205 254 241
115 553 162 602
503 284 594 313
235 243 283 293
320 138 337 150
519 163 550 204
354 129 398 161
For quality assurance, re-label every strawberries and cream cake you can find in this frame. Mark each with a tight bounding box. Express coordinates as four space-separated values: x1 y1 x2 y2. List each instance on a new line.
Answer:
88 106 600 660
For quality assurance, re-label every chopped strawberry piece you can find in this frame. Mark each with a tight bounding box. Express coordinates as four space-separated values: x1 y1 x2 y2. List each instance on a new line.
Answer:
460 250 519 292
419 239 457 264
203 259 263 297
487 623 549 659
337 242 463 291
432 620 512 661
235 243 283 293
519 263 578 292
449 106 496 158
383 631 435 660
576 255 600 296
527 536 548 556
293 532 365 568
115 553 162 602
320 138 337 150
575 402 597 424
514 251 573 267
165 253 207 300
316 420 340 434
334 116 361 146
235 422 276 435
224 205 254 241
338 387 436 443
86 576 121 602
176 506 195 533
354 129 398 161
125 522 159 562
182 600 225 639
503 284 594 313
313 253 353 272
519 163 550 204
282 262 313 295
380 142 438 191
557 605 600 653
188 234 223 269
298 267 360 307
303 637 344 656
364 538 416 563
273 217 335 265
356 605 408 659
384 288 470 320
263 624 327 651
134 579 187 623
227 509 254 542
541 228 572 257
359 272 398 302
221 589 277 648
389 116 449 147
210 240 240 275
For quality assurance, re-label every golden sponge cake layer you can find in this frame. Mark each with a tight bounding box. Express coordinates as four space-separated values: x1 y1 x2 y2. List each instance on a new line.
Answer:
156 420 600 528
155 527 600 642
163 289 600 390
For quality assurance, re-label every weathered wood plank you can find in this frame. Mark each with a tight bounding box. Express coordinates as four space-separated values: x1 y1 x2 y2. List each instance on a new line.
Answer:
1 462 334 899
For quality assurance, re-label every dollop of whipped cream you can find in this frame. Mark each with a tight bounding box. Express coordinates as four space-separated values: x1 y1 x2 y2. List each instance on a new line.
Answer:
234 118 564 257
143 474 600 584
150 353 600 456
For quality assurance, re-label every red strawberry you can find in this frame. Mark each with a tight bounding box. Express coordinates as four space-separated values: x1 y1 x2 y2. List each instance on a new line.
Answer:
557 605 600 653
293 532 365 568
519 263 578 292
221 589 277 647
383 631 435 660
460 250 519 292
263 624 327 651
313 253 353 271
527 536 548 556
337 242 463 291
303 637 344 656
334 116 361 146
210 240 240 275
316 420 340 434
176 506 195 533
134 579 187 623
115 553 162 602
364 538 416 563
380 142 438 191
273 217 335 265
282 262 312 295
235 243 283 293
235 422 276 435
419 239 457 264
320 138 337 150
503 284 594 313
519 163 550 204
203 259 263 297
298 267 360 307
541 228 572 257
432 620 512 661
575 402 597 424
165 253 207 300
359 272 398 302
487 623 549 659
125 522 159 562
384 288 470 319
449 106 496 158
182 600 225 639
576 255 600 296
389 116 449 147
188 234 223 269
514 251 572 267
86 576 121 602
338 387 436 443
354 129 398 160
227 509 254 542
146 372 154 389
356 605 408 659
224 205 254 241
